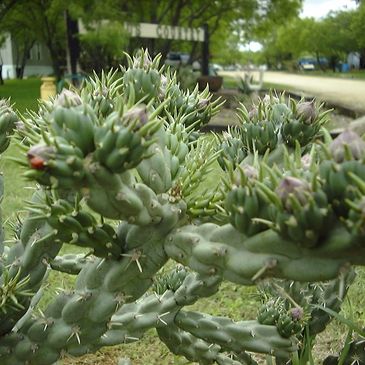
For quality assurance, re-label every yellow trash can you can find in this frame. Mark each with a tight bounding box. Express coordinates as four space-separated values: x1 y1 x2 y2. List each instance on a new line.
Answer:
40 77 57 100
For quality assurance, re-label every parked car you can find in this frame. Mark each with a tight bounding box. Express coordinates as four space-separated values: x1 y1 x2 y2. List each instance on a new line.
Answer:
211 63 223 72
165 52 190 67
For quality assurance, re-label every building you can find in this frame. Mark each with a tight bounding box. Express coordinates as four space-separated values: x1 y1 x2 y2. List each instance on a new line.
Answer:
0 33 53 79
347 52 361 70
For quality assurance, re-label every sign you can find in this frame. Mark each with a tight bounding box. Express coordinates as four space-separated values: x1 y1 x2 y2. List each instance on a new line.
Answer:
78 20 209 75
78 20 204 42
124 22 204 42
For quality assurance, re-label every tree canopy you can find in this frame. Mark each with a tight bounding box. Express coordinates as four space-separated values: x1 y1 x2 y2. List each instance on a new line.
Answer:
257 5 364 71
0 0 303 76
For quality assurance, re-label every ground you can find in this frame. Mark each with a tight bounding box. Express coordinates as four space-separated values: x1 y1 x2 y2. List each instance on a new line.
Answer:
220 70 365 116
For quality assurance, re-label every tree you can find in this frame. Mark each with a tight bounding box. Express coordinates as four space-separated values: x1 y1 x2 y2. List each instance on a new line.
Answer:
2 0 67 79
0 7 36 79
79 21 129 73
97 0 303 62
259 9 359 71
0 0 304 77
0 0 22 21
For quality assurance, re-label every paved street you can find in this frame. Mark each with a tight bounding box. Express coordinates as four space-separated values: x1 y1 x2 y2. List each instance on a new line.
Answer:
219 71 365 115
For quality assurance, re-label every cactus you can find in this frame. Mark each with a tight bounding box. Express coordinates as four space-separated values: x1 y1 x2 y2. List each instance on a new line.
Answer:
0 49 364 365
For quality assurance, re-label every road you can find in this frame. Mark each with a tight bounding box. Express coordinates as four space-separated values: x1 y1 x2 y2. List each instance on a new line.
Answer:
219 70 365 115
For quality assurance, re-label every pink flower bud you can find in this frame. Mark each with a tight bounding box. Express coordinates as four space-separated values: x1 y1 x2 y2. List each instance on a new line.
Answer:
329 130 365 162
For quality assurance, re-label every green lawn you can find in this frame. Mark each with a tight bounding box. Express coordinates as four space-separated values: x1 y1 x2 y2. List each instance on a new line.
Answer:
0 78 41 113
1 78 365 365
222 75 291 93
286 69 365 80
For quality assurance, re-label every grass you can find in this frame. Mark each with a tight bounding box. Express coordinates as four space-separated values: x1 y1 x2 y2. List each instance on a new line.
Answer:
1 78 365 365
222 75 293 94
0 78 41 113
291 69 365 80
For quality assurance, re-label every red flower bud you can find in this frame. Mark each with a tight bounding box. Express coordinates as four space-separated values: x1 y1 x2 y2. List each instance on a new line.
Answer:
27 145 55 170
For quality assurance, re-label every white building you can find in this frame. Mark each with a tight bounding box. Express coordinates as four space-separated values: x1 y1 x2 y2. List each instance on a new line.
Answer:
347 52 361 70
0 34 53 79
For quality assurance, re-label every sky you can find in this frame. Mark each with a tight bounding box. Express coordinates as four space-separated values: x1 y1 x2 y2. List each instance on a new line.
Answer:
301 0 357 19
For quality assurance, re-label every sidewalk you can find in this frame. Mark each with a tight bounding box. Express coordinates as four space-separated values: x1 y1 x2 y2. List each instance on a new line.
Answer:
220 71 365 116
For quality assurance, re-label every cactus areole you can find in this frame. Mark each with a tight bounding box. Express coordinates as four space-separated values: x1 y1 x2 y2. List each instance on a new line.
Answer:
0 50 364 365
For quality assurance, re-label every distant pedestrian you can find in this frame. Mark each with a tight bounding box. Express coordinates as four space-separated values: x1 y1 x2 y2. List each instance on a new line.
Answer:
0 54 3 85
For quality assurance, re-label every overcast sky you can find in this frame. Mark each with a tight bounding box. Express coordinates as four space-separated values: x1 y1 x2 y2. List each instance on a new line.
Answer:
301 0 357 19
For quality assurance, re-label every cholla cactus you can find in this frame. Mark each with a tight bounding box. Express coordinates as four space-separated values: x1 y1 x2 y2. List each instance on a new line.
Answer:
0 50 364 365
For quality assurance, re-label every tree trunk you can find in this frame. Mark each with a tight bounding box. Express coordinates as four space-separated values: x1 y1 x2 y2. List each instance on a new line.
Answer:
360 48 365 69
316 52 325 71
47 42 62 80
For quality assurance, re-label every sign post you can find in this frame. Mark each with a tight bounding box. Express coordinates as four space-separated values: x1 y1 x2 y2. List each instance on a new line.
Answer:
201 23 209 76
65 11 80 84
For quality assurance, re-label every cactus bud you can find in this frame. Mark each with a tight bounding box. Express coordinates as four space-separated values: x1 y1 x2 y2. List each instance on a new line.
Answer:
0 99 11 110
262 94 279 105
27 145 55 170
248 106 258 120
242 165 258 180
93 87 109 98
233 165 258 186
54 89 82 108
290 307 304 321
123 105 148 129
197 98 209 109
133 50 152 69
276 176 311 210
301 154 312 169
15 121 25 132
296 101 317 124
159 75 168 99
329 130 365 162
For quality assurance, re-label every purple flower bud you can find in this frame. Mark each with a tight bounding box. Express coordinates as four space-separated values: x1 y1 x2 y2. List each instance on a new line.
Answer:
276 176 311 210
54 89 82 108
242 165 258 180
123 105 149 128
233 165 258 186
262 94 279 104
297 101 317 124
93 87 109 98
329 130 365 162
197 98 209 109
248 107 258 120
290 307 303 321
301 154 312 169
